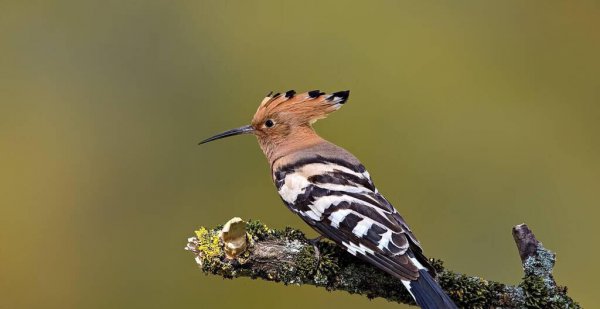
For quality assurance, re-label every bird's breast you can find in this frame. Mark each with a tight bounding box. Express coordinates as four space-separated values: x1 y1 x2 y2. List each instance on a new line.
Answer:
273 156 379 221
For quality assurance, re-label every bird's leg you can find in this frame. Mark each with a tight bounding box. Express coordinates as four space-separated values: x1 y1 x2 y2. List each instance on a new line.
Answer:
307 236 324 267
308 235 325 243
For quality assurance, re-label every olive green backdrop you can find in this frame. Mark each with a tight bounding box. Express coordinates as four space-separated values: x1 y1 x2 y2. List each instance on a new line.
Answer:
1 1 598 308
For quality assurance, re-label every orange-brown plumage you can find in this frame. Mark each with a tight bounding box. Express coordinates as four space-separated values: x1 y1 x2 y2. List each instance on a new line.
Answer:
250 90 349 169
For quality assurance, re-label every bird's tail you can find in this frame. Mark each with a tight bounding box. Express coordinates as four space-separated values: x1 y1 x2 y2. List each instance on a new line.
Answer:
403 269 457 309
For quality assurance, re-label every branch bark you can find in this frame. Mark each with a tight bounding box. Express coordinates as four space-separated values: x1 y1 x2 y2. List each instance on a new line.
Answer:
185 219 579 308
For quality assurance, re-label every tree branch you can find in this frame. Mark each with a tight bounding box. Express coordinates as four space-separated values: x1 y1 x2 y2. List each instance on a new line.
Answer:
185 218 579 308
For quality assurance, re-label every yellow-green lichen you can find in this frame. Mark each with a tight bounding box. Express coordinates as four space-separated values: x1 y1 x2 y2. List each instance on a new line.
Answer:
440 273 491 308
194 227 222 259
434 259 509 308
520 275 549 308
194 227 230 276
246 220 278 240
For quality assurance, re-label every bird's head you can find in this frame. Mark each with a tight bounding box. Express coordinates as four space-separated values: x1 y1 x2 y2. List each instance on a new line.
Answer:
200 89 350 161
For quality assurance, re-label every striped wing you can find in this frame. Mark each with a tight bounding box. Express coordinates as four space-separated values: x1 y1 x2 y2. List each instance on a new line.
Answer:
274 156 429 281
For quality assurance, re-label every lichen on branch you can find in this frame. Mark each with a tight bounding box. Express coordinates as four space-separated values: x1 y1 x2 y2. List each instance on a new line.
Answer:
185 219 579 308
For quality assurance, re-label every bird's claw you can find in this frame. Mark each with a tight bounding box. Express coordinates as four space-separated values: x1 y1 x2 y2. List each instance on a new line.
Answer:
307 236 324 268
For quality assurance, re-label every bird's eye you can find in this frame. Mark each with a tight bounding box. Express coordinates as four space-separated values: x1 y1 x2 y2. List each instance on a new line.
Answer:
265 119 274 128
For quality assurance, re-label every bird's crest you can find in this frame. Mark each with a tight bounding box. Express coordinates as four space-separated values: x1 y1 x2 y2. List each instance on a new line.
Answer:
252 90 350 127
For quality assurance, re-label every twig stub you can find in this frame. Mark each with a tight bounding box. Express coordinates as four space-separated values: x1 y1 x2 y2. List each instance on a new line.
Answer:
512 223 541 264
220 217 249 259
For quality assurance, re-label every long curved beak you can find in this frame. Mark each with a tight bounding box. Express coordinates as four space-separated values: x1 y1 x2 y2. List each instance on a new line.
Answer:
199 125 254 145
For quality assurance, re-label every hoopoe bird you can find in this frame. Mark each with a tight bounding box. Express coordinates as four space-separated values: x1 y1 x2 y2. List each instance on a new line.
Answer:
200 90 457 309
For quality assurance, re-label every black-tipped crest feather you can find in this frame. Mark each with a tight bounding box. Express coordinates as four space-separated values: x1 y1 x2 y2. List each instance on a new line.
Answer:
328 90 350 104
285 90 296 98
308 90 324 98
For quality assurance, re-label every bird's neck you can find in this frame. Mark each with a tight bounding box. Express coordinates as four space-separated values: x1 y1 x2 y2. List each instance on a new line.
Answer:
259 126 325 170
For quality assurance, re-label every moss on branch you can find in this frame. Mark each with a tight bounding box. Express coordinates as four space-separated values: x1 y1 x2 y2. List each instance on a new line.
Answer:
185 219 579 308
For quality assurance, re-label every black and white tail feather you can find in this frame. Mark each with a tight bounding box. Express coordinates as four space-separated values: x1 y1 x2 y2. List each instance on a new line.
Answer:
403 251 458 309
409 269 457 309
274 149 457 309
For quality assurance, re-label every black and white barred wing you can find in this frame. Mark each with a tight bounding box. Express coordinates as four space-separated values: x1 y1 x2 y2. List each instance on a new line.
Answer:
275 157 427 281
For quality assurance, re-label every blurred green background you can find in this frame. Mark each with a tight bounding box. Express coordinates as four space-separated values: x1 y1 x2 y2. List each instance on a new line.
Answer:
1 1 598 308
